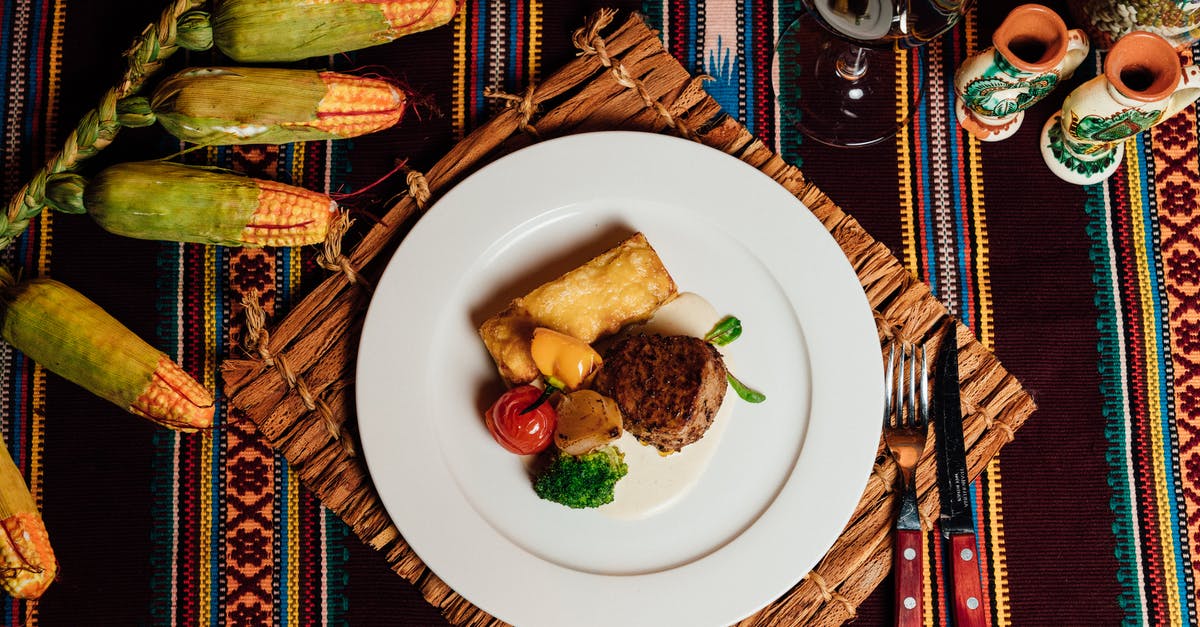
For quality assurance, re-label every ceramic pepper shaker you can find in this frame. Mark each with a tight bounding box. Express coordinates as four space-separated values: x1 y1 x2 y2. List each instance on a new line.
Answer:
954 4 1090 142
1040 30 1200 184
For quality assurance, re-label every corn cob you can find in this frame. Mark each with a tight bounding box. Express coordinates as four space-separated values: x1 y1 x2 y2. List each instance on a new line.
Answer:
212 0 459 62
118 67 407 146
0 442 55 600
0 268 214 432
45 161 340 248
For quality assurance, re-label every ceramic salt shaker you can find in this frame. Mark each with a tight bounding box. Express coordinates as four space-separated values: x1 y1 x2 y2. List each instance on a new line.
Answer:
1040 30 1200 184
954 4 1090 142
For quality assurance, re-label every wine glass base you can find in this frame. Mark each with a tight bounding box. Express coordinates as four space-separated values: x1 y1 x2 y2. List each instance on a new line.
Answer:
772 13 927 148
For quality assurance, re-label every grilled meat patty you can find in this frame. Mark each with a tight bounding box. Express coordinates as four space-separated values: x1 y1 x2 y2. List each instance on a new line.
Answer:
594 334 727 453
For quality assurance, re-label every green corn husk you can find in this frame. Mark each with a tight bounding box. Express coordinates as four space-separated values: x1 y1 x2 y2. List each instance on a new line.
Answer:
44 161 337 247
47 162 256 246
0 268 214 431
212 0 458 63
117 67 406 146
129 67 329 145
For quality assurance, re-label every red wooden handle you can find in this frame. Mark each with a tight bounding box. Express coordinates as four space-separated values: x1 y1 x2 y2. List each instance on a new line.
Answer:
949 533 986 627
894 528 923 627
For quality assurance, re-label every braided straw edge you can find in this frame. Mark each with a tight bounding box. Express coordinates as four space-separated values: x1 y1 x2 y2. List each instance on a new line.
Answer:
1 0 205 250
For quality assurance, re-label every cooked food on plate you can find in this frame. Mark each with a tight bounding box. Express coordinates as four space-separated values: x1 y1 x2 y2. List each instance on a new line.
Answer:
477 232 764 511
479 232 676 385
594 334 727 454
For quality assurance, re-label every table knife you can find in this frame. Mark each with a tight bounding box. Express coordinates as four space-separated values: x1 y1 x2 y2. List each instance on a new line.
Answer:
934 325 986 627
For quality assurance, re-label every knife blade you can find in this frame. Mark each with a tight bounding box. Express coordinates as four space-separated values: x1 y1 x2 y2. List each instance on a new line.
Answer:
934 323 986 627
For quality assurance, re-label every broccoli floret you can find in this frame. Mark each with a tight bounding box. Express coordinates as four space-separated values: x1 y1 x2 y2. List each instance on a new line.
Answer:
533 445 628 509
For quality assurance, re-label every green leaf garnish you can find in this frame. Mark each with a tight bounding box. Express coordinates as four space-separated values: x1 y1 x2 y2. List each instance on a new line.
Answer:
705 316 743 346
727 372 766 403
520 381 561 414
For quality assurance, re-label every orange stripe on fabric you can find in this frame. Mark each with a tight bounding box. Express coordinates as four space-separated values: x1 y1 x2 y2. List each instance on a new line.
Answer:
452 1 469 139
897 47 918 278
527 0 542 83
1148 46 1200 604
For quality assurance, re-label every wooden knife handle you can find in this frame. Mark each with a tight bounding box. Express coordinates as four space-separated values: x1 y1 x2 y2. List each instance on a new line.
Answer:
949 533 986 627
893 528 923 627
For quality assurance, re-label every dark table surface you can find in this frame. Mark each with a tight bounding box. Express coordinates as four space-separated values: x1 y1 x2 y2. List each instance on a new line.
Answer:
1 0 1196 624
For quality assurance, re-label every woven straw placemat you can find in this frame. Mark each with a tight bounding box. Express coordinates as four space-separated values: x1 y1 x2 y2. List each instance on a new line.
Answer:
222 10 1037 626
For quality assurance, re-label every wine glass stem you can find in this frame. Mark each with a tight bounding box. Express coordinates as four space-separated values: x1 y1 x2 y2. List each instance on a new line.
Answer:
836 45 869 81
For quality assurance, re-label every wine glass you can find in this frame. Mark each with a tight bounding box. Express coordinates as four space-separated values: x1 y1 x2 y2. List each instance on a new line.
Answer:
772 0 975 147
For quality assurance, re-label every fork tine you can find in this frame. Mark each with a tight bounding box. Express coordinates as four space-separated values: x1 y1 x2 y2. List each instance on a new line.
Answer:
918 344 929 428
894 344 906 428
883 343 896 427
904 344 917 428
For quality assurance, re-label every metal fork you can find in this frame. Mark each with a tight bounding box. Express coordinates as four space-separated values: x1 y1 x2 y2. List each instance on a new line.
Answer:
882 342 929 627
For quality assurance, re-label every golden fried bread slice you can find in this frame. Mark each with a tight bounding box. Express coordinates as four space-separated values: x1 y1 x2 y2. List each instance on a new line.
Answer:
480 232 677 385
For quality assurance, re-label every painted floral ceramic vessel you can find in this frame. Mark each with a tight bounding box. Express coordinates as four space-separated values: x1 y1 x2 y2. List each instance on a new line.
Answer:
954 4 1089 141
1040 30 1200 184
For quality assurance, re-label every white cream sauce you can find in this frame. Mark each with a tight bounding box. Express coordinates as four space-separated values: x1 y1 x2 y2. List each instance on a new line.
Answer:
599 292 733 520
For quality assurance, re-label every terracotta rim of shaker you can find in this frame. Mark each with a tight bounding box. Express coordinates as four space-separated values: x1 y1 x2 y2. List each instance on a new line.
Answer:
1105 31 1182 102
994 4 1069 73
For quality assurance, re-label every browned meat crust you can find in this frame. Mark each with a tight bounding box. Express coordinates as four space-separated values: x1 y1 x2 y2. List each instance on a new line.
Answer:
594 334 727 453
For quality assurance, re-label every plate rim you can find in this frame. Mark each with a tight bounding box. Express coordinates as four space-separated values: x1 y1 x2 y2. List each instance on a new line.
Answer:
356 131 883 627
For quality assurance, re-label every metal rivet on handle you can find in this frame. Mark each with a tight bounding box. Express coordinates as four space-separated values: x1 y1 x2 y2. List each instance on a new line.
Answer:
960 548 974 561
904 597 917 610
904 548 916 560
967 597 980 610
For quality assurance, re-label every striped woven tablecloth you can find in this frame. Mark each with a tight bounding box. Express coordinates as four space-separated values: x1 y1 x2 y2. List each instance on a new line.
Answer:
0 0 1196 625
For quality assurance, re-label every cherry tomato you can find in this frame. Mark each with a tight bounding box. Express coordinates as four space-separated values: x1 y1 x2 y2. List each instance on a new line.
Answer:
485 385 557 455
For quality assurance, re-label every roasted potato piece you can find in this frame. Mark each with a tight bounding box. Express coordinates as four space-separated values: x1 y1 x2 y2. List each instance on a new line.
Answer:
479 233 677 385
554 390 623 456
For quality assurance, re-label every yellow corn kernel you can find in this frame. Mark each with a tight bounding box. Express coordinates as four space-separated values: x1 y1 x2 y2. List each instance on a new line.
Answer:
0 441 55 600
129 356 216 432
0 512 55 600
240 180 339 247
374 0 459 36
304 71 406 136
213 0 460 62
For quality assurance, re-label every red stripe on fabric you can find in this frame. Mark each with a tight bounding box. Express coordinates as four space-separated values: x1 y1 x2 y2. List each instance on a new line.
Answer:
176 241 208 626
514 0 525 85
1110 170 1169 622
911 78 930 284
468 0 480 129
299 492 317 625
669 0 685 62
751 0 773 139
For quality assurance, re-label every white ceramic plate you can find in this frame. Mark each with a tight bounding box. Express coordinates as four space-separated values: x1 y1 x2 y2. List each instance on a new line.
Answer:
357 131 882 627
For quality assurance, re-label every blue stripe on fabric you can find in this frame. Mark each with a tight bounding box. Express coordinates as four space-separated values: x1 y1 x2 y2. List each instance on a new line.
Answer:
942 58 970 324
741 0 754 130
24 0 44 145
686 0 697 76
775 1 803 166
210 239 231 624
508 4 519 84
151 240 184 626
474 0 488 124
278 451 290 620
916 83 938 292
0 3 13 146
1134 132 1193 626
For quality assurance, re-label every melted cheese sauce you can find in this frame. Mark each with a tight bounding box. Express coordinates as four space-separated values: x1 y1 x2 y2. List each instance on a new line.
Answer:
599 293 733 520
